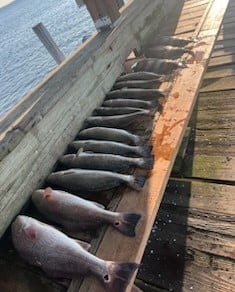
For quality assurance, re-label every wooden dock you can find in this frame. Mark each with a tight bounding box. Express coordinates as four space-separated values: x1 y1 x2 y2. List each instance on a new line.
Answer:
0 0 234 292
136 0 235 291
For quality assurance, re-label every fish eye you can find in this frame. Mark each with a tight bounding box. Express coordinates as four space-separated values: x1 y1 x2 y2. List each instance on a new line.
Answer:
114 221 120 226
103 274 110 282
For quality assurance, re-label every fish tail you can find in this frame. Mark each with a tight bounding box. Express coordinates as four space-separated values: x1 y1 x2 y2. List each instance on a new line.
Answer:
177 59 188 68
134 135 149 145
104 261 139 292
139 156 154 170
114 213 141 237
150 99 161 109
187 49 195 57
149 108 156 117
129 175 146 191
159 74 170 82
138 145 152 157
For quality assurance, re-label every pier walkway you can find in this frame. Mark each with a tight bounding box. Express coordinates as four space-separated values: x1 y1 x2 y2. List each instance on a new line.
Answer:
136 0 235 291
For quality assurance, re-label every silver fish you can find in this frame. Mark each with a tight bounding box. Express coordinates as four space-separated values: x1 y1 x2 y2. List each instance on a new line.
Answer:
71 140 151 157
32 187 141 236
103 98 158 109
117 71 166 81
144 45 193 59
93 106 147 116
60 149 153 173
77 127 146 145
12 216 139 291
153 35 196 47
47 169 147 192
84 110 154 129
132 58 187 74
112 79 163 90
106 88 166 100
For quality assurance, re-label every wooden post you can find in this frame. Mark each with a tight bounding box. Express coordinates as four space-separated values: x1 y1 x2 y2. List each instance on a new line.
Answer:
32 22 65 65
82 0 121 30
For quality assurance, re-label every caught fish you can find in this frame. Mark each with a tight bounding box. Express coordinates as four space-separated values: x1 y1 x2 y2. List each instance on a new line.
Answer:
117 71 167 81
103 98 158 109
60 149 154 172
106 88 166 100
144 45 194 59
47 169 147 192
32 187 141 236
84 110 154 129
71 140 151 157
77 127 147 145
132 58 187 74
151 36 196 47
12 216 139 291
93 106 147 116
112 79 163 90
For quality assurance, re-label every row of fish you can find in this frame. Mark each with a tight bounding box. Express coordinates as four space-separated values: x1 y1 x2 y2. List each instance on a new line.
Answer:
11 35 196 292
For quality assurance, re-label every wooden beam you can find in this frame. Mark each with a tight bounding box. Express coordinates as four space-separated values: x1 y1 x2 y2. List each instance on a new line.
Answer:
83 0 120 30
76 0 230 291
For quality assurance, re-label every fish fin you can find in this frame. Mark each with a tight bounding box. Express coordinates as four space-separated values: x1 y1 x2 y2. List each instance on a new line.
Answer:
140 156 154 170
73 239 91 251
162 88 171 97
129 176 147 191
44 187 53 199
187 50 195 57
177 59 188 68
76 148 84 157
135 135 150 145
149 108 156 117
91 201 105 209
103 261 139 292
114 213 141 237
138 145 152 157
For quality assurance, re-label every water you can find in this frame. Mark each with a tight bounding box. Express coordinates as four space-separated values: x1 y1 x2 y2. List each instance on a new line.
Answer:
0 0 96 116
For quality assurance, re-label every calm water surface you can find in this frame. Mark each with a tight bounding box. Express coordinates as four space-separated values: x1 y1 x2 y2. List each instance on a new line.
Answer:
0 0 96 115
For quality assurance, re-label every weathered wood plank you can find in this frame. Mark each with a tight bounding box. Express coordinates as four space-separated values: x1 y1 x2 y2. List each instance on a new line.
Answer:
201 75 235 91
212 46 235 58
205 64 235 79
183 89 235 181
138 180 235 292
214 38 235 50
209 54 235 67
181 4 208 16
184 0 210 10
217 32 235 42
184 154 235 181
0 0 168 238
164 179 235 216
76 1 230 291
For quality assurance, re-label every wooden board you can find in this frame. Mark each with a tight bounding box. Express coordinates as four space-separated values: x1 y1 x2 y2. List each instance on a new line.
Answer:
137 180 235 292
74 1 231 291
209 54 235 67
201 75 235 91
205 64 235 79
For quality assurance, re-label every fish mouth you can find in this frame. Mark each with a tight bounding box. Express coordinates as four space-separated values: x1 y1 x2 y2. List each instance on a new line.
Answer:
12 215 31 232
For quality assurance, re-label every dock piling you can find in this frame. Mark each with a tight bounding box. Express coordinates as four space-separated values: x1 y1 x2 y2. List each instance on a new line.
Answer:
32 22 65 65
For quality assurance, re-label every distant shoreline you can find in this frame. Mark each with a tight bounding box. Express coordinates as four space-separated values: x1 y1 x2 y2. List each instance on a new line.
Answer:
0 0 15 9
